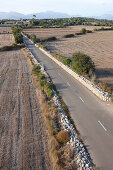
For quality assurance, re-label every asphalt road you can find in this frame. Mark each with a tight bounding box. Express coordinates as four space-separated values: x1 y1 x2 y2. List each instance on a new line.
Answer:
24 36 113 170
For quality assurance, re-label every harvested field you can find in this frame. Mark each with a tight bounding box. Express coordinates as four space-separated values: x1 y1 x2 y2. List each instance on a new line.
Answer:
44 31 113 88
0 27 12 34
0 34 15 47
23 25 108 39
0 50 52 170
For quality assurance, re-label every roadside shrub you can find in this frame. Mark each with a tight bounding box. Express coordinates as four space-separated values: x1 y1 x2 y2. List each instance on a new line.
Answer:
63 34 74 38
12 27 23 44
63 58 72 66
71 52 95 76
56 130 69 144
100 27 104 30
38 43 47 50
30 34 37 43
80 28 87 34
53 53 71 66
14 33 23 44
93 28 97 31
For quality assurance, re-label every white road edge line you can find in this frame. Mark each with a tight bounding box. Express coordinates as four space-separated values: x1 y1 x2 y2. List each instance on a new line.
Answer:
79 97 85 103
67 82 71 87
98 120 107 132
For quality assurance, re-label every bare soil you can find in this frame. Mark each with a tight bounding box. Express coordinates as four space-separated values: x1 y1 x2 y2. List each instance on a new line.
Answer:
0 27 12 34
0 27 15 47
0 34 15 47
44 30 113 88
0 50 52 170
23 25 108 39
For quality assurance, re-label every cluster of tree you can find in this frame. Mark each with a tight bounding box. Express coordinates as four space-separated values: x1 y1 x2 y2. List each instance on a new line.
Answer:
12 27 23 44
21 17 113 28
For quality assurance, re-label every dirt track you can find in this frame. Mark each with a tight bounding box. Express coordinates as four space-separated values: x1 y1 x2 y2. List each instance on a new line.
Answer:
0 50 52 170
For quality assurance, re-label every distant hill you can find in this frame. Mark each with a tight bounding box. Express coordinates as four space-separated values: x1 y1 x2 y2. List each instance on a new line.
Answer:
0 11 113 20
94 14 113 20
0 11 70 20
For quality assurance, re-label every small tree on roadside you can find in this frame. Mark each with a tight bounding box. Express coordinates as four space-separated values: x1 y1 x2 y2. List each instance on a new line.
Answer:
71 52 95 77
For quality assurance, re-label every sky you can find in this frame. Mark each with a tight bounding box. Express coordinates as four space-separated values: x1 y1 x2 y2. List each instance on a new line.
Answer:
0 0 113 16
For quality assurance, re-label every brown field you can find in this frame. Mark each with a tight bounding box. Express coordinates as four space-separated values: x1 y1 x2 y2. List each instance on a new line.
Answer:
44 30 113 88
23 25 108 39
0 27 15 47
0 50 52 169
0 27 12 34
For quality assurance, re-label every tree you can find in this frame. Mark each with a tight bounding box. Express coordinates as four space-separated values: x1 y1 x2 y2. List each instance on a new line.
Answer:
80 28 87 34
71 52 95 77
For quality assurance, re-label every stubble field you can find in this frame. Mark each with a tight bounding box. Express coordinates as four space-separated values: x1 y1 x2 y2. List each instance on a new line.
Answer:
0 49 52 170
0 27 15 47
23 25 107 39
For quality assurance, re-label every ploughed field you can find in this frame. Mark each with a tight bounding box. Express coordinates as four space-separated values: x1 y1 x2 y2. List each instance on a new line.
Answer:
0 50 51 169
0 27 15 47
23 25 107 39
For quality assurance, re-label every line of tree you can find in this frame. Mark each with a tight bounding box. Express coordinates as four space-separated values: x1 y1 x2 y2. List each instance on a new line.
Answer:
21 17 113 28
12 27 23 44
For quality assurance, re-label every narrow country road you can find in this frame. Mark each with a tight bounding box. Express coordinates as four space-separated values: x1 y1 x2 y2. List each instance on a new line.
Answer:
24 36 113 170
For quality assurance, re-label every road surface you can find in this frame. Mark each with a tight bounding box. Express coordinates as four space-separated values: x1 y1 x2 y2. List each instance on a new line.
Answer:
24 36 113 170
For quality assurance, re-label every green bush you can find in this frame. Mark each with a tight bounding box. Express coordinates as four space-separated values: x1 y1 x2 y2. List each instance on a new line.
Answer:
38 43 47 50
100 27 104 30
12 27 23 44
14 33 23 44
42 36 57 42
86 30 92 33
56 130 69 144
80 28 87 34
30 34 37 43
71 52 95 76
63 58 71 66
93 28 97 31
63 34 74 38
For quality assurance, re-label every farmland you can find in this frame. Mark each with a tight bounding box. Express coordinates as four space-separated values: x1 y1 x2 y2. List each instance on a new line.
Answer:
0 49 52 169
24 26 113 90
44 30 113 87
0 27 15 47
23 25 109 39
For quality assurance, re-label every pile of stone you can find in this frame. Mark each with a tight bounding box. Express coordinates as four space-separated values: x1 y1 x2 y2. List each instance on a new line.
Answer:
53 92 93 169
